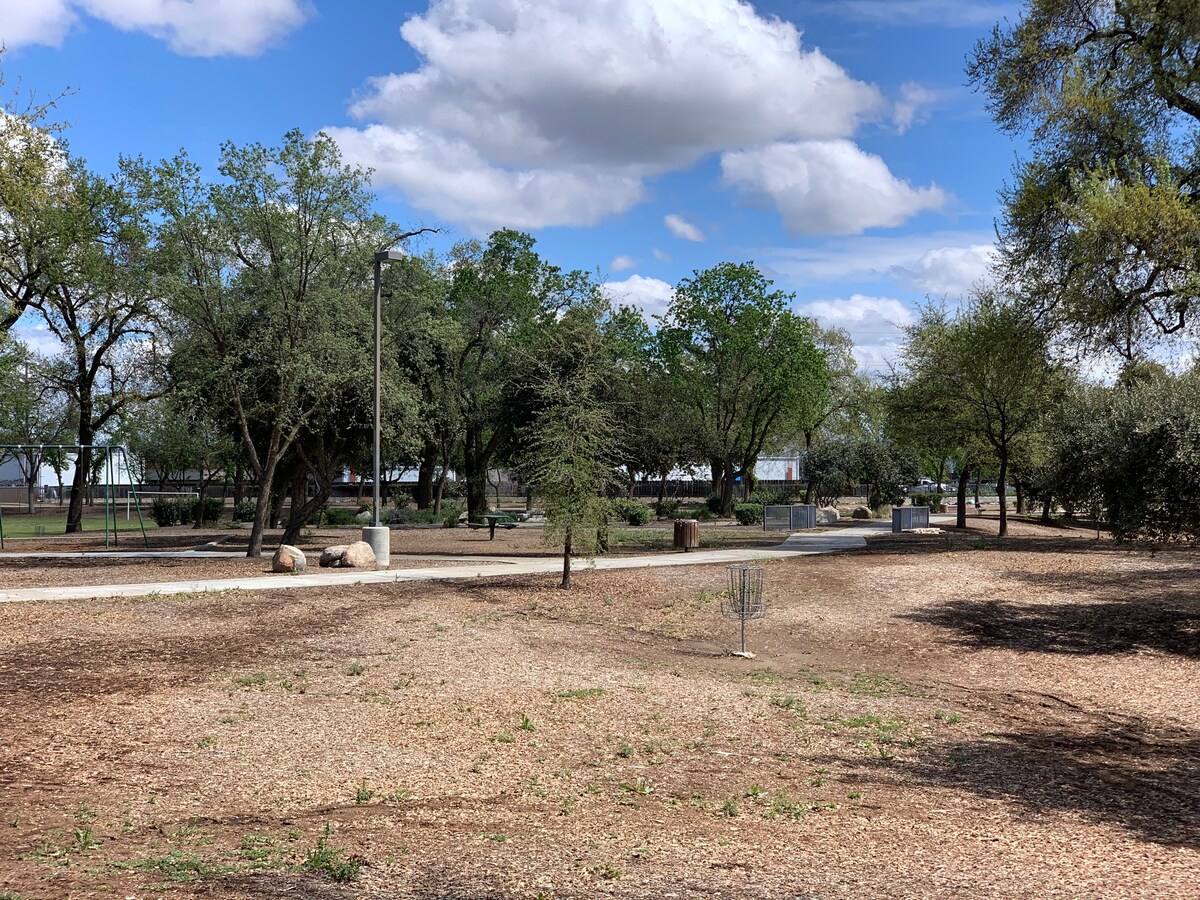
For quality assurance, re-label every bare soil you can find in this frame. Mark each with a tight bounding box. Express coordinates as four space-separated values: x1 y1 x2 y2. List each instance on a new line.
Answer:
0 515 1196 898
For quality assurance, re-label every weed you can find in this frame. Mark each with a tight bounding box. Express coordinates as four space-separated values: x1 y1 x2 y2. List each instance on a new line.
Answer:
559 796 577 816
117 851 229 883
849 673 915 698
615 743 634 759
768 695 806 718
383 788 411 804
74 803 97 825
71 827 98 852
689 792 707 809
972 537 987 550
934 709 964 725
948 744 972 764
354 782 375 804
588 862 621 880
487 833 508 843
620 777 654 795
393 674 415 689
491 731 515 744
519 713 536 731
848 791 863 800
345 662 365 677
744 784 767 800
217 716 236 725
558 688 605 699
768 792 806 820
720 799 739 817
233 672 267 688
196 736 215 749
303 824 361 883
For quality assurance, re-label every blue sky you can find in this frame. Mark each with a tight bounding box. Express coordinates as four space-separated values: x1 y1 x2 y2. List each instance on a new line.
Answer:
2 0 1024 373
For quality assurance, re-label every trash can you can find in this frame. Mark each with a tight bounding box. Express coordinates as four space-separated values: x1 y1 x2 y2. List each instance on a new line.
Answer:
673 518 699 551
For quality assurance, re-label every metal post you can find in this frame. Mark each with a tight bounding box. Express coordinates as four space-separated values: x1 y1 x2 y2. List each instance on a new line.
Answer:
373 257 381 528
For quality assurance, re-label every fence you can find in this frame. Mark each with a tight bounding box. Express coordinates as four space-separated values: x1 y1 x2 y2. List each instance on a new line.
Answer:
763 504 816 532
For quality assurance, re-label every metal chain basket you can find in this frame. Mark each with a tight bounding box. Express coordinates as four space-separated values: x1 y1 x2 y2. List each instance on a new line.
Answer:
723 564 765 658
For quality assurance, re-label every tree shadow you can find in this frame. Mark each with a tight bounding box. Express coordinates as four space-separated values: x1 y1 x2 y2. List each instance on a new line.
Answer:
845 726 1200 849
900 568 1200 657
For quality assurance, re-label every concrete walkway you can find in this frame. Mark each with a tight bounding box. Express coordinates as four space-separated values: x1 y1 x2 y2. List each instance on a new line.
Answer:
0 521 897 605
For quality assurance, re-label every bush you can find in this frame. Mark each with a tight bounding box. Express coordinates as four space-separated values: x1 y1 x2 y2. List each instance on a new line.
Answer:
693 506 716 521
610 499 650 526
654 498 680 519
193 496 224 525
748 489 787 507
705 493 723 515
322 507 358 526
232 499 257 522
149 497 180 528
910 492 944 512
734 503 764 526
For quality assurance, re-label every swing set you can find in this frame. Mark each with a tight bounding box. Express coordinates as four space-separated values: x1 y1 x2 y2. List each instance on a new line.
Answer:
0 444 150 550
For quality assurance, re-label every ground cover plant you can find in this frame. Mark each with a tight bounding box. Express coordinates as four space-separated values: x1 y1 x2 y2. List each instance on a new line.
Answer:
0 516 1195 897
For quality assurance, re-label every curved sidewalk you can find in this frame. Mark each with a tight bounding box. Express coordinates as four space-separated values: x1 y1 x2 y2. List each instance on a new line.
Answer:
0 521 894 605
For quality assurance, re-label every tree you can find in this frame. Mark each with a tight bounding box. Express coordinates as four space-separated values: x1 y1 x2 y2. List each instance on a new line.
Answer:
520 319 620 589
0 344 70 512
134 130 410 557
898 292 1062 536
0 52 73 334
19 161 162 532
970 0 1200 355
657 262 829 516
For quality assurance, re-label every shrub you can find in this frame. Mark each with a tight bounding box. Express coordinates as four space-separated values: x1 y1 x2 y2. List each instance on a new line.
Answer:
193 496 224 525
705 493 723 515
693 506 716 521
734 503 764 526
610 499 650 526
149 497 180 527
441 480 466 499
232 499 257 522
910 492 944 512
654 498 680 519
322 507 358 526
748 489 787 507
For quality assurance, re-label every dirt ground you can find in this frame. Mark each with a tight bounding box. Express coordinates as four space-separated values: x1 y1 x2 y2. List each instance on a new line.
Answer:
0 515 1196 898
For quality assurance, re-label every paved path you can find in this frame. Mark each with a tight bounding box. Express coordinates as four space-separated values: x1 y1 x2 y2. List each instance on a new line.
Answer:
0 522 899 605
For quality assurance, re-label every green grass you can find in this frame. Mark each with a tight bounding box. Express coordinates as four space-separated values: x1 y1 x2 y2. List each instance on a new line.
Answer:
302 825 360 883
0 514 160 539
557 688 605 699
115 851 231 884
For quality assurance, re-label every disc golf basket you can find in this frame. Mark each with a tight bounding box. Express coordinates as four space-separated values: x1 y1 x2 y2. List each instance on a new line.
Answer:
723 564 765 659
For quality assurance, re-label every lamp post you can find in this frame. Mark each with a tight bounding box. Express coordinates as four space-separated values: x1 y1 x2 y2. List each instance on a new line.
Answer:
362 249 405 567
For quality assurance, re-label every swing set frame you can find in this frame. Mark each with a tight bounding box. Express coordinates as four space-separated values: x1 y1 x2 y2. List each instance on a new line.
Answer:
0 444 149 550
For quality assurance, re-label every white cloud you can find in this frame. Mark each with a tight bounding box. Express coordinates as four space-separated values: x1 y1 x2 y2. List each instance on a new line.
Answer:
601 274 675 320
721 140 947 236
891 243 996 298
0 0 75 47
653 248 672 263
664 213 705 242
759 230 995 294
0 0 309 56
796 293 915 371
894 82 938 134
806 1 1017 28
330 0 887 231
328 124 644 231
610 254 635 272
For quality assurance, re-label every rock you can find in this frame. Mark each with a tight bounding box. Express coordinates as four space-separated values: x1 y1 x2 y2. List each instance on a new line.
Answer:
319 545 348 568
851 505 872 520
272 544 307 573
354 510 373 525
816 506 840 525
339 540 378 569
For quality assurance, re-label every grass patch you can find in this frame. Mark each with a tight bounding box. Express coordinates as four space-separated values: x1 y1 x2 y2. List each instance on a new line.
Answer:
116 851 230 884
302 824 361 884
558 688 605 699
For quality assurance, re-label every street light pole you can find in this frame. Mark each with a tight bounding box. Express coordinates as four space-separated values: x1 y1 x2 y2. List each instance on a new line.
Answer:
362 249 406 568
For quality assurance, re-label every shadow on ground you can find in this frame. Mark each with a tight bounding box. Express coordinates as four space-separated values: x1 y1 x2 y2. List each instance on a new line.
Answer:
901 569 1200 658
846 726 1200 849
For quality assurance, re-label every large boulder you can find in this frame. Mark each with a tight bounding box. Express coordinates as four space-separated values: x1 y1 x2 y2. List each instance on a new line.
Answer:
319 545 348 568
354 509 373 525
272 544 307 573
816 506 840 525
851 505 872 520
339 540 378 569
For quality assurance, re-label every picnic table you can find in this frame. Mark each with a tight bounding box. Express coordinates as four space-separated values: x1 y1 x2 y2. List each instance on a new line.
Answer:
479 512 515 540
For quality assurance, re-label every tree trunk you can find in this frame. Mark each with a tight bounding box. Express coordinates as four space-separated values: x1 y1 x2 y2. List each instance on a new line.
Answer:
415 445 436 510
656 470 668 512
974 478 981 511
956 466 970 529
248 450 283 559
1015 478 1025 515
66 432 93 534
561 531 572 589
711 459 724 506
719 458 736 517
997 449 1009 537
465 427 489 521
1041 496 1052 524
